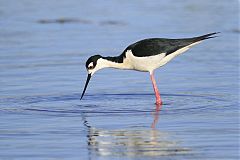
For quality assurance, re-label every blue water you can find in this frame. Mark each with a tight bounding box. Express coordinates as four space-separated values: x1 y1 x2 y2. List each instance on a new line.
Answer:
0 0 239 160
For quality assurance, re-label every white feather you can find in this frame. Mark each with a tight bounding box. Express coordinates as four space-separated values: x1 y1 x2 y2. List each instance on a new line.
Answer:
125 41 202 74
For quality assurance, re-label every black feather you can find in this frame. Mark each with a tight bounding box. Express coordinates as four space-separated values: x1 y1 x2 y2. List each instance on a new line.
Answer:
121 32 219 57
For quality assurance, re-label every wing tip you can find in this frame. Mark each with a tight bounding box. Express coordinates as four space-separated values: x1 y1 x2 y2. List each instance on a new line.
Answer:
198 32 220 41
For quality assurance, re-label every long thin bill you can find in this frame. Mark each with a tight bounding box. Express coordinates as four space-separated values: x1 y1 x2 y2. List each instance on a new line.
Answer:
80 74 91 100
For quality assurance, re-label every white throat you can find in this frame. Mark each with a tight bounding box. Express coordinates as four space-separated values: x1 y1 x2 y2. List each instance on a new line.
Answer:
98 58 132 70
90 58 132 75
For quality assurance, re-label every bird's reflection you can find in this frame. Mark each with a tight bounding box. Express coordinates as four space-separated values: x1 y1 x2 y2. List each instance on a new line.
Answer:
81 105 190 157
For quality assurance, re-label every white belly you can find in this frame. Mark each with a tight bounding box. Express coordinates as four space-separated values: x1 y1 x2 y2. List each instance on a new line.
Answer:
124 41 201 73
126 50 166 72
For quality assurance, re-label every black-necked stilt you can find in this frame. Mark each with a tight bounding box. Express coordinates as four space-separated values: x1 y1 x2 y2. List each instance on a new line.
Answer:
81 32 218 105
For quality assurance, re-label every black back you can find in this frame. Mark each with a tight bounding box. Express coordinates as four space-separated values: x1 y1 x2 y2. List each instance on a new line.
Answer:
121 32 218 57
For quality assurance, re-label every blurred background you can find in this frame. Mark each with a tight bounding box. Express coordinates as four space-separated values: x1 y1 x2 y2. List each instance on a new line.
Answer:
0 0 239 160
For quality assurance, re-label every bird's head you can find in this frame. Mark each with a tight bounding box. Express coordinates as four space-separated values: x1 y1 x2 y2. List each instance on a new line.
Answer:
81 54 106 100
85 55 103 76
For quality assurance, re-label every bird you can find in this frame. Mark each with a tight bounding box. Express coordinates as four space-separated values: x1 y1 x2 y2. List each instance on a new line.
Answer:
80 32 219 105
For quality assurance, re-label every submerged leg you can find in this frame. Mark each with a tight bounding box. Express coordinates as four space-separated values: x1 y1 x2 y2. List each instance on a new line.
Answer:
150 72 162 105
151 104 162 128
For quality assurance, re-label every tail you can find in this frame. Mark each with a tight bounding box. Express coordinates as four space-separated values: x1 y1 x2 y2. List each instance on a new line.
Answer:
192 32 220 42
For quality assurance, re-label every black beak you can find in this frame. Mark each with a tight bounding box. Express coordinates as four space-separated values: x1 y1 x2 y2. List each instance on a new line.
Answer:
80 74 91 100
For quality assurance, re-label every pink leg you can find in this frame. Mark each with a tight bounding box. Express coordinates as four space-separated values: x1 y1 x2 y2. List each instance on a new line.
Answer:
150 72 163 105
151 104 162 128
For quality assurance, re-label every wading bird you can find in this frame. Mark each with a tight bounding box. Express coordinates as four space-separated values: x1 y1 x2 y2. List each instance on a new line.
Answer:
80 32 218 105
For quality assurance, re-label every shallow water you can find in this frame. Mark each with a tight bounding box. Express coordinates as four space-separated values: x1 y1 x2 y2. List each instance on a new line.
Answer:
0 0 239 160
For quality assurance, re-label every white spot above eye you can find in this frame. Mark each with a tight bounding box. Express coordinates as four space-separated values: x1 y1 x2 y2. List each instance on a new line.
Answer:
88 62 93 68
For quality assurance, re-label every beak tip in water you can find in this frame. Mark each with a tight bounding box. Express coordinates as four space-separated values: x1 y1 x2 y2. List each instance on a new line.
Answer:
80 74 91 100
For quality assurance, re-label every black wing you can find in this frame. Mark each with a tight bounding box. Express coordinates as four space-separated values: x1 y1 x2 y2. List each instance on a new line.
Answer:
123 32 218 57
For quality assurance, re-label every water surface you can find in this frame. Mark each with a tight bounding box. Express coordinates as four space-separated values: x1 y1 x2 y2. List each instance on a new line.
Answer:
0 0 239 160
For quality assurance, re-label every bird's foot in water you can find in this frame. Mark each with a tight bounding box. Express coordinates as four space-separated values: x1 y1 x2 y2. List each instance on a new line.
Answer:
155 101 163 106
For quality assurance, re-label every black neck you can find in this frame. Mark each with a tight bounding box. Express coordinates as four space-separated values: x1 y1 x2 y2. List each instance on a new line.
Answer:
103 54 124 63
